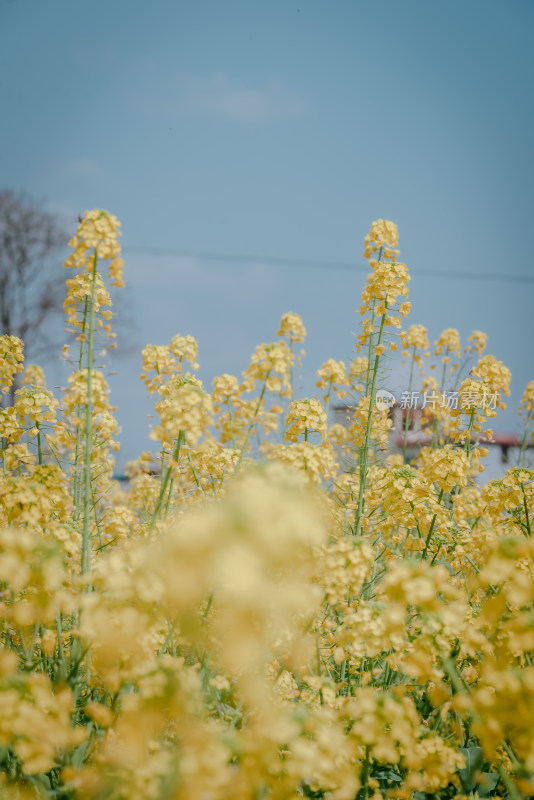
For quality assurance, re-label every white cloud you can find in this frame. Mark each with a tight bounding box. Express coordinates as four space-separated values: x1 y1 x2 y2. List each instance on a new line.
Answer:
134 72 308 123
126 251 279 298
69 42 117 70
127 253 200 290
180 73 308 122
61 158 107 179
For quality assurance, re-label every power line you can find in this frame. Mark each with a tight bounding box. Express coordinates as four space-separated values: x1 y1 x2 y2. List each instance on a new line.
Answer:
124 245 534 285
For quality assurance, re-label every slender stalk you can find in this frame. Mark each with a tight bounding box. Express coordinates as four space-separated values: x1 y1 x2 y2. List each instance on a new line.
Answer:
81 253 98 576
158 448 167 499
354 310 387 538
521 483 532 537
365 247 382 397
324 382 332 425
439 641 532 796
464 408 476 459
517 414 532 468
73 296 90 522
187 451 205 495
56 613 65 680
496 765 524 800
234 372 270 474
151 431 184 526
432 358 448 446
365 306 376 396
421 488 444 560
402 346 416 461
164 476 175 517
360 745 371 800
35 420 42 465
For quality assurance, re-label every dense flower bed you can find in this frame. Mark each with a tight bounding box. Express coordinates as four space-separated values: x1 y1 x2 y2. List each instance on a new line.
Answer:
0 213 533 799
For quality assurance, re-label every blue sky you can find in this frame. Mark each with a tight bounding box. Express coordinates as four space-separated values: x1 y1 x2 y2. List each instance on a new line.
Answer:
1 0 533 466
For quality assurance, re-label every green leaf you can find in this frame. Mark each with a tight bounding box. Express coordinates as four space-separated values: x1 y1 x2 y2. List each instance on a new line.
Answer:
459 745 484 792
478 771 500 797
373 767 402 783
28 773 52 792
70 737 90 768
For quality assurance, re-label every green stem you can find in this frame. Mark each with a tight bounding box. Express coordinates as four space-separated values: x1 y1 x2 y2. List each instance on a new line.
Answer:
432 359 448 446
360 745 371 800
187 451 205 495
402 346 416 461
151 431 184 526
439 642 531 794
36 421 42 465
464 408 476 459
81 253 98 576
421 488 444 560
234 372 270 474
324 383 332 427
73 296 90 522
521 483 532 537
517 414 532 468
364 247 382 397
365 306 376 396
497 765 524 800
164 476 174 517
56 613 65 680
354 310 387 538
158 448 167 499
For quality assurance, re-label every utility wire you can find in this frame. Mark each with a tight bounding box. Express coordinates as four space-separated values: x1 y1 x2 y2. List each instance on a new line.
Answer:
124 245 534 285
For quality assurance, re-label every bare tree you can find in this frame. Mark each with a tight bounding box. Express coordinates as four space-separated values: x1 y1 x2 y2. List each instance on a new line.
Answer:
0 190 68 401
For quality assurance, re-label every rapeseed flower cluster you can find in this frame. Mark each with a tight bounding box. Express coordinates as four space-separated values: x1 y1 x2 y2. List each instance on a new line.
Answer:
400 323 430 366
277 311 307 342
316 358 349 402
0 335 24 397
241 340 294 396
64 209 123 286
285 398 327 442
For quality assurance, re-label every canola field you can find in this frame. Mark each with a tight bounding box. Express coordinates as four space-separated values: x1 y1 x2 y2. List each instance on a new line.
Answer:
0 213 533 799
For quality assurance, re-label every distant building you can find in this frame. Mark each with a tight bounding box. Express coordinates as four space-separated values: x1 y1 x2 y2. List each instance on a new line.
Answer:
333 403 533 481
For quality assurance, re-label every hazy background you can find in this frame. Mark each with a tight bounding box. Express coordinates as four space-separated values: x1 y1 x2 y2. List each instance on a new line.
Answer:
1 0 533 467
